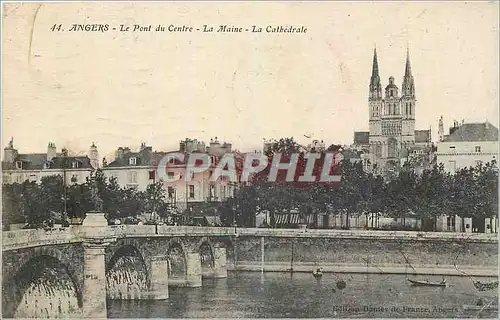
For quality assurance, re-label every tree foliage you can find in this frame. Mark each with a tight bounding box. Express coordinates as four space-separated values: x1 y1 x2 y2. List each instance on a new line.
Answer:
2 169 175 228
225 137 498 230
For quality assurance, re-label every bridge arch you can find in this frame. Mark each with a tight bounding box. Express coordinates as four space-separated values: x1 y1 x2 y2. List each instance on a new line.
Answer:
3 253 82 318
166 238 188 280
198 237 215 274
106 244 150 299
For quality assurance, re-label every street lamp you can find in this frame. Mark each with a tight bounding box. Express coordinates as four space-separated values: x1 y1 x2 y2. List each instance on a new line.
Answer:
229 181 238 234
62 149 68 227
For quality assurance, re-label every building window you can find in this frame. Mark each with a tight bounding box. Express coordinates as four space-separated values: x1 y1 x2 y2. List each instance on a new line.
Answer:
189 185 195 198
129 157 137 166
128 171 137 183
3 174 11 184
71 161 79 169
15 161 23 169
475 146 481 153
29 174 37 182
148 170 155 180
209 185 216 200
16 175 24 183
71 175 78 183
449 146 455 149
167 172 174 179
168 186 175 198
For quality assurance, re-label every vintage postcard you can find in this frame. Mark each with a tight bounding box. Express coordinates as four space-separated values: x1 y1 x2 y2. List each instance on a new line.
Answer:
2 1 499 319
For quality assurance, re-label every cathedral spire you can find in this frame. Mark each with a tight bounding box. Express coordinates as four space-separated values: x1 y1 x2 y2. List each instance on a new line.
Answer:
402 46 415 97
404 46 412 77
370 47 380 86
369 47 382 99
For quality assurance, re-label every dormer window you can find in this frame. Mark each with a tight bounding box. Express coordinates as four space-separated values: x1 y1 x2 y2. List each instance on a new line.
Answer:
44 162 51 169
15 161 23 169
129 157 137 166
71 161 79 169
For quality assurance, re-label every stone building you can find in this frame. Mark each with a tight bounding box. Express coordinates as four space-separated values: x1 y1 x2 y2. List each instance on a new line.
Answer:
2 139 97 185
436 118 498 173
101 139 237 212
354 48 432 177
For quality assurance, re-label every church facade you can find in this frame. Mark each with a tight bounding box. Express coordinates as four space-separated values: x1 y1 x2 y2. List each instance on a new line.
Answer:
353 48 432 176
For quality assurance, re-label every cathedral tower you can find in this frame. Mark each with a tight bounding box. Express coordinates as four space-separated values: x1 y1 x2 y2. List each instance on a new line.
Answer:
368 48 384 170
369 48 383 121
401 48 416 139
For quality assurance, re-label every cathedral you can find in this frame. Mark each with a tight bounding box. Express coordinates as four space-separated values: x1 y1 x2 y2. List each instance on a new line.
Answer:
353 48 432 176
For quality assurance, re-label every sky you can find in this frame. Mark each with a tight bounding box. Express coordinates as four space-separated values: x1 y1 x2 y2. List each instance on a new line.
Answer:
2 1 499 161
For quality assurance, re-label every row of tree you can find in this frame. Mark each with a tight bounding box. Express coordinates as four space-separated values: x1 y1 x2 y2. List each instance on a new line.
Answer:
2 137 498 231
2 170 173 229
220 137 498 230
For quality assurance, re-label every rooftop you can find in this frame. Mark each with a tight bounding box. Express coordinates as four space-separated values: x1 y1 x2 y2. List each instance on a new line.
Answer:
442 122 498 142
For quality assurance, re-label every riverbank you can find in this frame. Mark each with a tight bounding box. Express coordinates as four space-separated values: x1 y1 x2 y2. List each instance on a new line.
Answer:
229 262 498 277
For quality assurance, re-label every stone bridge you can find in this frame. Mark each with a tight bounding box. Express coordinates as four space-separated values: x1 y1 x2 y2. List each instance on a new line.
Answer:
2 212 498 319
2 213 236 319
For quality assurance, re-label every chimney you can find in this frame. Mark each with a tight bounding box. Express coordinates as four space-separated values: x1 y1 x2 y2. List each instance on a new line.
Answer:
485 121 490 129
116 147 124 159
47 142 57 161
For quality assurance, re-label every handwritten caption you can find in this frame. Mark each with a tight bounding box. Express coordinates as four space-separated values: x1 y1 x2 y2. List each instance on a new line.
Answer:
50 24 308 34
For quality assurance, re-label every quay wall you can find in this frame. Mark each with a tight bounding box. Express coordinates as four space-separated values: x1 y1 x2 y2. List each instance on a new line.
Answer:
230 234 498 276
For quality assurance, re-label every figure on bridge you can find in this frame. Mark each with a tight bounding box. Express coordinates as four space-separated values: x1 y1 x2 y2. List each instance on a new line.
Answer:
90 173 104 212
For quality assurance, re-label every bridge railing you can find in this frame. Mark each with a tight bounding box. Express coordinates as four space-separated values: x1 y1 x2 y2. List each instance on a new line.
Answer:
157 225 236 236
2 227 82 250
3 226 497 250
108 225 157 237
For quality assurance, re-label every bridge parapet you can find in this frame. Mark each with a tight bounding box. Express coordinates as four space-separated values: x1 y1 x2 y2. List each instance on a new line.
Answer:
2 227 83 251
3 226 497 251
107 225 157 237
157 226 236 236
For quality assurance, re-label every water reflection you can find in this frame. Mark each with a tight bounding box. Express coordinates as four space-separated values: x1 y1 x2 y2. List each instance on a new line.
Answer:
108 272 498 318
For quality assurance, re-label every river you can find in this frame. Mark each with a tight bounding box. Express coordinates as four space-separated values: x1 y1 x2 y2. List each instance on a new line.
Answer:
107 272 498 318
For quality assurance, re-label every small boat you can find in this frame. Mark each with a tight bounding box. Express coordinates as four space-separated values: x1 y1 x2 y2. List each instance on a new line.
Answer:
407 278 447 287
312 268 323 278
473 280 499 292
